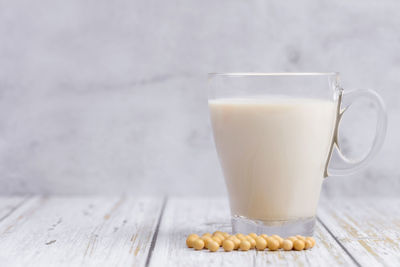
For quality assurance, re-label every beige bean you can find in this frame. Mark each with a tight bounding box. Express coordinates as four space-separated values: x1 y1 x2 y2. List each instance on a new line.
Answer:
222 232 230 238
296 235 306 241
282 239 293 251
267 238 280 251
306 237 316 247
193 239 205 250
255 237 267 251
235 233 245 239
304 239 313 250
201 236 213 249
237 235 247 241
240 240 251 251
249 233 258 239
293 239 305 251
208 240 219 252
246 236 256 249
202 233 212 238
266 237 274 244
277 238 284 248
212 236 222 246
188 233 199 239
270 235 282 248
271 234 281 240
222 239 235 252
214 233 225 241
186 234 199 248
213 231 224 236
228 236 241 250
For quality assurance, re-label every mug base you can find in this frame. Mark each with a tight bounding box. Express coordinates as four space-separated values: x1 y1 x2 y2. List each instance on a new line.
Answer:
231 215 316 237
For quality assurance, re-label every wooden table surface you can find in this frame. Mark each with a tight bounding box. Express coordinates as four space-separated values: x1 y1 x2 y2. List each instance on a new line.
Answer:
0 196 398 267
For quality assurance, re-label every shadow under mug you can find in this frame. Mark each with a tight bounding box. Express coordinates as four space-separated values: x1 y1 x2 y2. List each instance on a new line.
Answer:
208 72 387 236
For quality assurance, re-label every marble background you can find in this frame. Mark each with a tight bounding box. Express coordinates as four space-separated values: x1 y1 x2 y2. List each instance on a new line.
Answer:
0 0 399 196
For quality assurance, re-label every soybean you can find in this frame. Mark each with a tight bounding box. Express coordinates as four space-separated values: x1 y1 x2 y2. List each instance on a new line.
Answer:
249 233 258 239
213 231 224 236
201 236 213 249
267 238 280 251
208 240 219 252
202 233 212 238
296 235 306 241
187 232 316 252
304 239 312 250
214 233 225 242
186 234 199 248
228 236 241 250
293 239 305 251
240 240 251 251
235 233 245 239
282 239 293 251
222 232 230 239
193 239 205 250
222 239 235 252
212 236 222 246
306 237 316 247
246 236 256 249
255 237 267 251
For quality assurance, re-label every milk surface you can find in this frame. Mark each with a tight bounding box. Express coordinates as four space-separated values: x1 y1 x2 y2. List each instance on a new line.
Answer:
209 97 337 221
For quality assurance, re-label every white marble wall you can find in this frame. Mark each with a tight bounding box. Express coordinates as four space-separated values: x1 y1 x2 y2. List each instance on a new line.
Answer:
0 0 399 196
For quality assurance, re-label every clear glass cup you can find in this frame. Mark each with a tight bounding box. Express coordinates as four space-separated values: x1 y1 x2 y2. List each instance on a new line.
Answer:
207 72 387 236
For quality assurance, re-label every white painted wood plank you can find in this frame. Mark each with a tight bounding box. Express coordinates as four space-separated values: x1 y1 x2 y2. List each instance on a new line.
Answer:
0 196 28 221
0 196 164 267
319 197 400 267
149 197 356 267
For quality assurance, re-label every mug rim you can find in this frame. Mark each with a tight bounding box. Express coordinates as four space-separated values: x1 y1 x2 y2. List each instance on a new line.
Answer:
208 72 339 77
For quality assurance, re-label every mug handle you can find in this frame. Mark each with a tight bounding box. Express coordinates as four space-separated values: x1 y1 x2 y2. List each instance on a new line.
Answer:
325 88 387 177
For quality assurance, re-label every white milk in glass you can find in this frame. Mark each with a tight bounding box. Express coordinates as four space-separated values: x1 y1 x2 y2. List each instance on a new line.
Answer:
209 97 337 221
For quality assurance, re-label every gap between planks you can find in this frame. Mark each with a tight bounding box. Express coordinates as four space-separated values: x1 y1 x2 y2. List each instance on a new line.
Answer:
0 195 32 223
0 196 371 267
146 197 358 267
145 196 167 267
317 216 361 267
318 198 400 266
0 196 166 267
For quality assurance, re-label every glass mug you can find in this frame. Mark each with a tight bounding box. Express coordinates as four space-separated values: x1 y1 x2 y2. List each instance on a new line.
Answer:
207 73 386 236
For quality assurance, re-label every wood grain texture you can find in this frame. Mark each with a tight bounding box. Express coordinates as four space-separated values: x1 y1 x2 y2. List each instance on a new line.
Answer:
318 197 400 267
0 196 164 267
149 197 357 267
1 196 399 267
